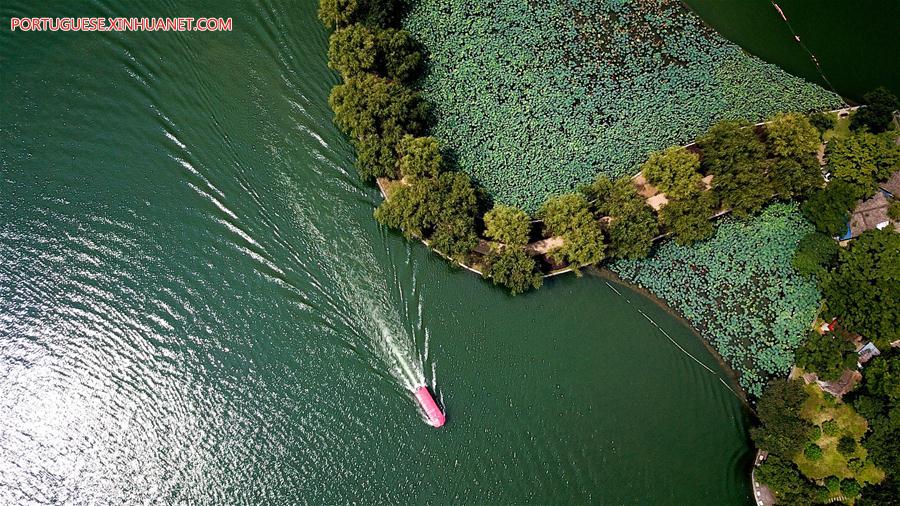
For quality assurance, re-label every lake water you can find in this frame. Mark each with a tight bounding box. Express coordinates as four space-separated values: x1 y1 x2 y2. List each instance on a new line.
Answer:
0 1 757 503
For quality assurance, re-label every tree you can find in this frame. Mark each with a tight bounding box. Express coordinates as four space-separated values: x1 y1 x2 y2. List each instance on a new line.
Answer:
862 350 900 404
756 454 819 505
374 171 478 260
838 435 857 456
397 135 442 179
769 156 823 200
795 331 858 382
540 194 606 267
639 146 703 199
699 120 772 217
657 191 716 245
840 479 861 498
800 180 857 236
328 25 421 82
587 176 658 259
318 0 404 30
751 379 814 457
889 200 900 222
766 112 821 161
828 131 900 199
851 87 900 134
792 232 840 279
809 112 836 136
822 229 900 344
804 442 823 460
484 248 542 295
484 205 531 247
329 74 427 179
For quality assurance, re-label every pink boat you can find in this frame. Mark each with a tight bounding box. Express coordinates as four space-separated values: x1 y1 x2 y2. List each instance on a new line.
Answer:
415 385 446 427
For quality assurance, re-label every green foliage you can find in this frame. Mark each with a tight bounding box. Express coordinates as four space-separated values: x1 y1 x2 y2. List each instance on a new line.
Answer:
640 147 703 199
848 458 864 473
751 379 814 456
889 200 900 221
657 192 716 246
792 232 839 279
804 442 823 460
756 454 820 505
823 419 839 436
766 112 821 161
397 135 442 178
699 120 772 217
825 475 840 493
318 0 403 30
822 229 900 344
800 180 857 236
612 204 821 395
374 172 478 259
840 478 861 498
403 0 840 211
484 248 543 295
329 74 427 179
851 87 900 134
770 156 823 200
856 351 900 503
540 194 606 267
838 435 857 456
587 176 658 259
795 331 858 382
827 131 900 199
328 25 421 82
484 205 531 247
810 425 822 441
809 112 836 135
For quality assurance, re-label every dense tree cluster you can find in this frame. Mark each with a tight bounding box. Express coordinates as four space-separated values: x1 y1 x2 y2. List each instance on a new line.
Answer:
639 146 703 199
328 25 421 82
821 229 900 347
583 176 659 259
396 135 442 179
765 113 824 199
794 331 858 382
800 180 857 236
792 232 840 279
318 0 404 30
851 87 899 134
699 120 773 217
658 192 716 245
539 194 606 268
484 248 543 295
827 130 900 199
484 205 531 247
751 379 813 457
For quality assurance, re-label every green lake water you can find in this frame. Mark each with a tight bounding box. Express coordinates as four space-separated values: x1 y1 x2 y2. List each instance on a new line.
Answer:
684 0 900 102
1 0 845 503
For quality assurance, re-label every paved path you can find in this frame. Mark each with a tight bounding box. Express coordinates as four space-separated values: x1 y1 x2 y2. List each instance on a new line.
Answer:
751 450 776 506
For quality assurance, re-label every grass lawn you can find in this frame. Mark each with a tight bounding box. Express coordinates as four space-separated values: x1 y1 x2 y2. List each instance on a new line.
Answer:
823 112 853 142
793 384 884 486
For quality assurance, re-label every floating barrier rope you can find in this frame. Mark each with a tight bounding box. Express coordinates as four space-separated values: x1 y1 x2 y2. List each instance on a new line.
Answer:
770 2 842 97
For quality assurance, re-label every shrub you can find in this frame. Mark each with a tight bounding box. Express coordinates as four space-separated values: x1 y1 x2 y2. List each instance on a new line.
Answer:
804 442 823 460
484 248 543 295
837 435 857 456
484 205 531 247
822 419 839 436
847 458 864 473
809 425 822 441
840 479 861 498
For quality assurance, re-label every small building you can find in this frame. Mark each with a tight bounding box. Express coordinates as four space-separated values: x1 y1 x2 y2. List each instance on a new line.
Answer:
881 170 900 198
857 342 881 365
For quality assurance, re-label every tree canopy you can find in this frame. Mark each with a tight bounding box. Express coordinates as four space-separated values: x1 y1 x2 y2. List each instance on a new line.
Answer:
809 111 836 135
800 180 857 236
699 120 772 217
329 74 427 179
484 205 531 247
639 146 703 199
540 193 606 267
318 0 404 30
828 130 900 199
792 232 840 279
851 87 900 134
657 191 715 245
822 229 900 344
592 177 658 259
751 379 813 457
484 248 542 295
770 156 823 200
795 331 858 382
766 112 822 161
397 135 442 179
328 25 421 82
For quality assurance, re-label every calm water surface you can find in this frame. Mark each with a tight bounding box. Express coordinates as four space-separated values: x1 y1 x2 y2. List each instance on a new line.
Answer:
1 1 752 503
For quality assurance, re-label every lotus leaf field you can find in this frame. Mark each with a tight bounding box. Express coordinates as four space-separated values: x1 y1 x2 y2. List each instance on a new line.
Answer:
403 0 842 212
611 204 821 396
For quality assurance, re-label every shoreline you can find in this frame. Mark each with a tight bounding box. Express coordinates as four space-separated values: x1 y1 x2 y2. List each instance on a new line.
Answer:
589 266 753 410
